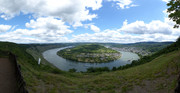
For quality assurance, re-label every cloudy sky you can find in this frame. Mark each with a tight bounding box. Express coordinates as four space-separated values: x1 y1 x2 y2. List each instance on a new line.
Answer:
0 0 179 43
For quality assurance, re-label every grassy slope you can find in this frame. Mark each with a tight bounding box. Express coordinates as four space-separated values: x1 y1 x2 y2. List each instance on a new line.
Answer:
27 50 180 93
0 41 180 93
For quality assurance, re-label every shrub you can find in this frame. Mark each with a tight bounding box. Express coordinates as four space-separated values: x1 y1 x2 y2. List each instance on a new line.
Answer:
69 68 77 72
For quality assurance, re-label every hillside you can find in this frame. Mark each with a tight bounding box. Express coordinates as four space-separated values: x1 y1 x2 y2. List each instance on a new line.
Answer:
0 39 179 93
104 42 173 56
57 44 121 63
29 50 180 93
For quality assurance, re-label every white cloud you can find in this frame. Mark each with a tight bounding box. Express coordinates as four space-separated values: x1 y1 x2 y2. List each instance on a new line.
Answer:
90 25 100 32
0 17 73 43
71 29 177 43
119 19 176 35
84 0 102 10
1 17 179 43
107 0 138 9
0 0 103 26
123 19 128 26
0 25 11 32
163 9 168 15
25 17 72 36
162 0 170 3
24 17 73 39
70 18 180 43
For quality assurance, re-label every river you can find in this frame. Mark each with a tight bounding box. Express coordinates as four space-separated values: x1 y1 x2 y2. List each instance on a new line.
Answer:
43 46 140 72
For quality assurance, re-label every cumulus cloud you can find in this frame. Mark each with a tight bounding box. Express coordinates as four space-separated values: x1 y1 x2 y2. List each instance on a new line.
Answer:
1 16 179 43
119 19 175 35
83 23 101 32
25 17 73 36
71 18 180 43
71 29 177 43
0 25 11 32
1 17 179 43
90 25 100 32
0 17 73 43
107 0 138 9
0 0 103 26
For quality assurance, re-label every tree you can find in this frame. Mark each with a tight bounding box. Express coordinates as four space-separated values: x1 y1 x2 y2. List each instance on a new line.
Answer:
69 68 77 72
167 0 180 28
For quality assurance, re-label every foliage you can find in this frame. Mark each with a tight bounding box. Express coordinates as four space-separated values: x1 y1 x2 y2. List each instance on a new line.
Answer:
57 44 121 63
87 67 110 73
167 0 180 28
0 42 38 67
0 50 9 57
112 67 117 71
63 44 119 53
69 68 77 72
21 43 67 53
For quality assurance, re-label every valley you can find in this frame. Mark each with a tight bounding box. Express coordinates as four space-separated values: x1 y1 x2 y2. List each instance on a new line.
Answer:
0 0 179 92
0 39 179 93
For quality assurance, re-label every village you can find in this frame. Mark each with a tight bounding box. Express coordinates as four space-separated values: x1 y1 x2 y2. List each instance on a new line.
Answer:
108 47 151 56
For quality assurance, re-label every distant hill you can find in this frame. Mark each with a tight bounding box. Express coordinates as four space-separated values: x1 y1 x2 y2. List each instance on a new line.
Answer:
105 41 173 53
130 41 173 44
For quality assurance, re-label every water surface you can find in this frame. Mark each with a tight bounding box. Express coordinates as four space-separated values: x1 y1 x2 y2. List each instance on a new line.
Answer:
43 47 139 72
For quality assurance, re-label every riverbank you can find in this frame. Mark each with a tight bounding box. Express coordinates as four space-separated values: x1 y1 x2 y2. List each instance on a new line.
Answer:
43 47 139 72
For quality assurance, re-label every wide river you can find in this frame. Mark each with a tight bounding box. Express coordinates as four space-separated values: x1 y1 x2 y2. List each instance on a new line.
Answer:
43 47 140 72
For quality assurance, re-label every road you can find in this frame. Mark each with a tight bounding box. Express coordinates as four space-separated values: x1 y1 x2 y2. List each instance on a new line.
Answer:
0 58 17 93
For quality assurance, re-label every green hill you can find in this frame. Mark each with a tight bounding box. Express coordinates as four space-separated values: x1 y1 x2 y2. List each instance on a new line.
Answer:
0 38 179 93
106 42 173 53
57 44 121 62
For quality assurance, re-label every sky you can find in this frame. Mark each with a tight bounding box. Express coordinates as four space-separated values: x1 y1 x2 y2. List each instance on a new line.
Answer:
0 0 179 43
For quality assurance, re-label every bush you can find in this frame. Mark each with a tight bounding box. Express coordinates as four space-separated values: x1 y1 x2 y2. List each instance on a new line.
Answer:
87 67 110 73
69 68 77 72
112 67 117 71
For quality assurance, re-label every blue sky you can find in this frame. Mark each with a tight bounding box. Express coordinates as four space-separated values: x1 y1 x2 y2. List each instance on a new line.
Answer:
0 0 179 43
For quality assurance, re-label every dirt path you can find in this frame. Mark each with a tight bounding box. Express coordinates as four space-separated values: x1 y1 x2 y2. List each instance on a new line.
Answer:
0 58 17 93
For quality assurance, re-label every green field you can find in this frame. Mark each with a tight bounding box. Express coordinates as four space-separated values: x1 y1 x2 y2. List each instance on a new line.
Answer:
57 44 121 63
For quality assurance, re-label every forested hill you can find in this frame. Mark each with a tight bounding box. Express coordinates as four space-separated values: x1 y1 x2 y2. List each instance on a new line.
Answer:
0 42 34 60
105 41 173 53
155 37 180 55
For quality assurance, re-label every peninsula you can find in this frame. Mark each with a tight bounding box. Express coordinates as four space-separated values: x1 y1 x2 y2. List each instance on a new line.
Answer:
57 44 121 63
